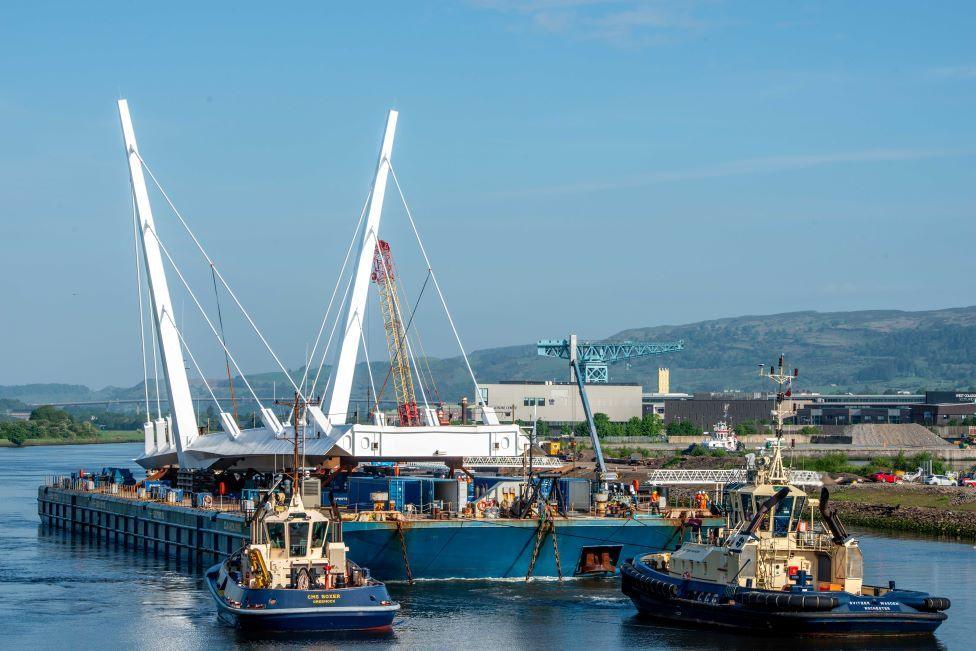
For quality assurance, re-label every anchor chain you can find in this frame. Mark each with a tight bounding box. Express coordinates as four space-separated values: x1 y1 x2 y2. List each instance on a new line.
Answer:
395 519 414 585
525 507 563 581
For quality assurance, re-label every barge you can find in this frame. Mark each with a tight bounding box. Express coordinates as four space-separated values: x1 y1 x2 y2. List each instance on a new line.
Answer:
38 480 720 580
39 102 710 585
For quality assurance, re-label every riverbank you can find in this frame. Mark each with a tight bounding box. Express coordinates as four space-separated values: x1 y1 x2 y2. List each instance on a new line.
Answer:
592 449 976 539
822 483 976 539
0 430 142 447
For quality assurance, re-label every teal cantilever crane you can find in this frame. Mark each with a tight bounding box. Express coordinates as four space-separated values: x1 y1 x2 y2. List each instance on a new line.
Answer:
536 334 685 383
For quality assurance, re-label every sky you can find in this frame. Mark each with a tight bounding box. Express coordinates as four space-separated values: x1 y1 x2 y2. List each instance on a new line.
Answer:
1 1 975 388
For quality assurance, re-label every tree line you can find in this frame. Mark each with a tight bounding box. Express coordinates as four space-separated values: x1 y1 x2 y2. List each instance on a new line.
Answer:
0 405 102 446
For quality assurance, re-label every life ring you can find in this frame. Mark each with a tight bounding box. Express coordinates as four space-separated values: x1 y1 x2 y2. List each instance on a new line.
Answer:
477 499 489 512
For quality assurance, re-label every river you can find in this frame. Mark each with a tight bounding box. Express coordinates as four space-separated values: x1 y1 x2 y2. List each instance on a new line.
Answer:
0 443 971 649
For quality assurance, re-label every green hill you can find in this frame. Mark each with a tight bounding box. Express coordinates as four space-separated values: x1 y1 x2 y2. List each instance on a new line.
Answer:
5 306 976 406
607 306 976 393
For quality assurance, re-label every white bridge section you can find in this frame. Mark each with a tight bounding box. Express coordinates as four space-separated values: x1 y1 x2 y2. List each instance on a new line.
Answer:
645 468 823 487
135 422 531 471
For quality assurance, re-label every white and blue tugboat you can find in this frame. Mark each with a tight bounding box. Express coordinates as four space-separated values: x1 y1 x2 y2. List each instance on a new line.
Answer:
206 396 399 632
206 487 399 632
621 358 950 636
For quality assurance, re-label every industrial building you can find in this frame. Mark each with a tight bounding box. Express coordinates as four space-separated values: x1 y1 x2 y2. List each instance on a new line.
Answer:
478 380 643 424
658 395 776 429
475 378 976 430
795 392 976 426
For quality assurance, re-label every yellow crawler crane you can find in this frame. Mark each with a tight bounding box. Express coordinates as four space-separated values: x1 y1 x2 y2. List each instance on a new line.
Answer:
371 240 421 426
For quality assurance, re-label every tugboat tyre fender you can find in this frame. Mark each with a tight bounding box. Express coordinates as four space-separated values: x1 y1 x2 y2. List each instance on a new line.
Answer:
920 597 951 612
738 591 839 611
646 579 677 599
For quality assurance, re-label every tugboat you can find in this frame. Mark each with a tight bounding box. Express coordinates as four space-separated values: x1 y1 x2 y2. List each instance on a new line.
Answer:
621 357 950 636
205 396 399 632
702 404 744 452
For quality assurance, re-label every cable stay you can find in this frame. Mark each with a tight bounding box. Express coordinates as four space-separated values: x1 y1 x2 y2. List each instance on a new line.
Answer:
131 194 156 421
132 194 163 420
141 221 266 412
211 265 239 423
355 313 381 424
147 287 163 418
133 151 306 402
159 308 233 434
302 189 373 398
387 163 497 423
311 268 358 411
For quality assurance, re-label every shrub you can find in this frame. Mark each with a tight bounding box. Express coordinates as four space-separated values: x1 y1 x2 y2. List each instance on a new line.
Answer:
666 420 702 436
792 453 855 474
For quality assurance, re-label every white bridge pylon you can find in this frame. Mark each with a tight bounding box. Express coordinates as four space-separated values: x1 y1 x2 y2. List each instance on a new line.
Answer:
119 99 198 464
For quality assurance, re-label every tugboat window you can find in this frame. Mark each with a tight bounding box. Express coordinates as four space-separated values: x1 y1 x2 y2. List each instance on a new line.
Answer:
267 523 285 549
311 522 327 548
740 494 754 520
289 522 310 556
793 495 807 531
773 496 794 537
845 546 864 578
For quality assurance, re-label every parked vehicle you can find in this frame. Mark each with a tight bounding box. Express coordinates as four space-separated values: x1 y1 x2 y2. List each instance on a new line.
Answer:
870 471 898 484
899 467 925 483
923 474 955 486
959 477 976 487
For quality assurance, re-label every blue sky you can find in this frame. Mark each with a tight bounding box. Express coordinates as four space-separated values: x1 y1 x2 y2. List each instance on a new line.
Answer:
1 1 975 387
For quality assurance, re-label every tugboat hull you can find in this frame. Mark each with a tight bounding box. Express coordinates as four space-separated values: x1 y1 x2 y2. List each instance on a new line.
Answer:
205 564 399 632
621 559 948 636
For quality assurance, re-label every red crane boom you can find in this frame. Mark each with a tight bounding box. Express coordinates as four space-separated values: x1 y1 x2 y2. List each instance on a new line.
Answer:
370 240 421 426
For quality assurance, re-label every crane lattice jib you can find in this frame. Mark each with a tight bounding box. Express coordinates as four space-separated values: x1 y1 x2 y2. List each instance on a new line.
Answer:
536 339 685 383
371 240 420 426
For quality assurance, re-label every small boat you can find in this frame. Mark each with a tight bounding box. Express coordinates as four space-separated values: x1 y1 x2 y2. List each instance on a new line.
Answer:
206 397 399 632
621 357 950 636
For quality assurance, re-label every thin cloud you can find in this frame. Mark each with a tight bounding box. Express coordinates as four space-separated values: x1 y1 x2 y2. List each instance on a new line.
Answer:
470 0 710 47
927 66 976 80
500 148 967 197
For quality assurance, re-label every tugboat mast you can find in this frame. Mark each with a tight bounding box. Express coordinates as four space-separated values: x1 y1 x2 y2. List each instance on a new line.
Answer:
275 392 319 505
758 354 798 484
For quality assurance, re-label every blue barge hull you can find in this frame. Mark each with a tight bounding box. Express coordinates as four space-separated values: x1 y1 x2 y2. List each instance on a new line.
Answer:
37 485 720 579
343 516 701 580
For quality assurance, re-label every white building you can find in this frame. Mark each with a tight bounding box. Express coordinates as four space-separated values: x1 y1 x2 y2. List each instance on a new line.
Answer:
478 381 643 423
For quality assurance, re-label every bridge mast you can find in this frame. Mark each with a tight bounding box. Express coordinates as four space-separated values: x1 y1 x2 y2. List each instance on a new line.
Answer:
326 110 398 425
118 100 198 464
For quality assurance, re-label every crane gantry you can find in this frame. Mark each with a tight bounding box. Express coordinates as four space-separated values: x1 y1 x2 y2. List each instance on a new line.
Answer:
536 334 685 383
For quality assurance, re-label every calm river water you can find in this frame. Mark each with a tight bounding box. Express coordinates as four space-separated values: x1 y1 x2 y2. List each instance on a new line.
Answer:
0 442 971 649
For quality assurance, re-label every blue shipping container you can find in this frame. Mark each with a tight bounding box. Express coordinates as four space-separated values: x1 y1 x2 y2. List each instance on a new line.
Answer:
346 477 435 511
